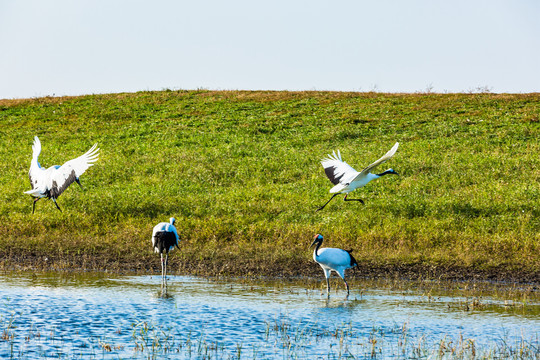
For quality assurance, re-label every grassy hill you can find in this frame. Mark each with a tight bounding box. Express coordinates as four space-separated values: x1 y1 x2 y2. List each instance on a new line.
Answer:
1 90 538 281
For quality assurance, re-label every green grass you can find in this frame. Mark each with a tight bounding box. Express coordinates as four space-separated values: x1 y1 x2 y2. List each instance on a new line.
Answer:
0 90 538 280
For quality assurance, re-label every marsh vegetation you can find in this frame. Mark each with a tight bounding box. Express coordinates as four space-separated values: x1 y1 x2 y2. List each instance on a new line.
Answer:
0 91 538 281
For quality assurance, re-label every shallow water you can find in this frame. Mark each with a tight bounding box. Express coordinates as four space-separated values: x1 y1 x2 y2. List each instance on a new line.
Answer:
0 273 538 359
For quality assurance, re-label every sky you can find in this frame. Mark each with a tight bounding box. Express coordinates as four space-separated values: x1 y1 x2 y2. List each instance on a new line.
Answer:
1 0 539 99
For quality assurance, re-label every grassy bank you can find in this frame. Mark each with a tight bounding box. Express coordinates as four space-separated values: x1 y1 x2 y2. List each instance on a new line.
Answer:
0 91 538 282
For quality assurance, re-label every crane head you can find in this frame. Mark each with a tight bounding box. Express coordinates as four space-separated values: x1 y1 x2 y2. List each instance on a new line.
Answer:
169 217 176 225
377 168 399 177
310 234 323 248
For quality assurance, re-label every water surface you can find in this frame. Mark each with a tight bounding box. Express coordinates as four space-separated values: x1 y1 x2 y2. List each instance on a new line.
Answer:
1 273 538 359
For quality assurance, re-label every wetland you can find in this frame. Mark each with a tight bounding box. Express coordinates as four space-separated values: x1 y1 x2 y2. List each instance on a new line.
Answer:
1 90 539 358
1 272 539 359
1 91 539 282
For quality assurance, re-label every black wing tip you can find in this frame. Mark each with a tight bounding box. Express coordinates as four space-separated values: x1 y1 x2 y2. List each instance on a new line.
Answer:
153 231 178 254
324 166 343 185
347 251 358 267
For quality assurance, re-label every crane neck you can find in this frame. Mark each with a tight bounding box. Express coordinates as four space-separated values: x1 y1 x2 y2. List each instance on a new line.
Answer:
313 241 322 257
376 169 394 177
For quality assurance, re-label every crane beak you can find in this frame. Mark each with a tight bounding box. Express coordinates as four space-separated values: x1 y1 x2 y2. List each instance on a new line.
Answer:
309 238 319 248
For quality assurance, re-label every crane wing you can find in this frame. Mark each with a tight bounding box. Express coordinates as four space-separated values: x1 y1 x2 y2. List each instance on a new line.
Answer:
320 150 359 185
152 223 180 251
48 143 99 198
28 136 43 189
168 224 180 246
357 142 399 177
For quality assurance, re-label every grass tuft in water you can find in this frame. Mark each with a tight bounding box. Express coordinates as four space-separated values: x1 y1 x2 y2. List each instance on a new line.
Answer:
1 309 539 359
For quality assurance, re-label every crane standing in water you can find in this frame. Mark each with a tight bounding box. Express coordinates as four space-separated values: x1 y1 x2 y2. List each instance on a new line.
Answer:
310 234 357 296
152 217 180 285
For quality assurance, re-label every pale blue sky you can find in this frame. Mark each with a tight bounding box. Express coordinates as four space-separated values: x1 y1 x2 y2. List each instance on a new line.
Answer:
1 0 539 99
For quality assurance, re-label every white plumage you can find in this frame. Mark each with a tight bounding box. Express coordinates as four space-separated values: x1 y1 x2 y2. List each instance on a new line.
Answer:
152 217 180 283
317 142 399 211
24 136 99 213
310 234 357 295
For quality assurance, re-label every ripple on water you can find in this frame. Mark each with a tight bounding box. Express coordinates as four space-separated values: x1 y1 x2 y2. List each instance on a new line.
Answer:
0 274 538 359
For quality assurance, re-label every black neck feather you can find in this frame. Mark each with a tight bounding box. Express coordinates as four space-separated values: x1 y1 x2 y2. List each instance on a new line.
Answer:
314 240 322 256
376 170 394 177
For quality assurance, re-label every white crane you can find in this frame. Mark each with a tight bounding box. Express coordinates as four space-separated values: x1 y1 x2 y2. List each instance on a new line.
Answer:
317 142 399 211
24 136 99 213
152 217 180 284
310 234 357 295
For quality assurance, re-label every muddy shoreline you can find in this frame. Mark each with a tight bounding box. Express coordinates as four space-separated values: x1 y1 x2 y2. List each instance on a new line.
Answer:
2 252 539 285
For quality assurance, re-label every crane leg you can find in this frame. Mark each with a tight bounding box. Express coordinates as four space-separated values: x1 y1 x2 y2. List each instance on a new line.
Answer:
75 178 84 190
52 198 62 212
323 268 331 296
164 254 168 283
32 198 40 214
343 279 350 295
343 194 364 205
160 253 165 285
317 194 339 211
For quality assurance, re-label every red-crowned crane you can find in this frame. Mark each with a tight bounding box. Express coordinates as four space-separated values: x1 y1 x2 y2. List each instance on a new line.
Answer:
317 142 399 211
152 217 180 284
24 136 99 213
310 234 357 295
